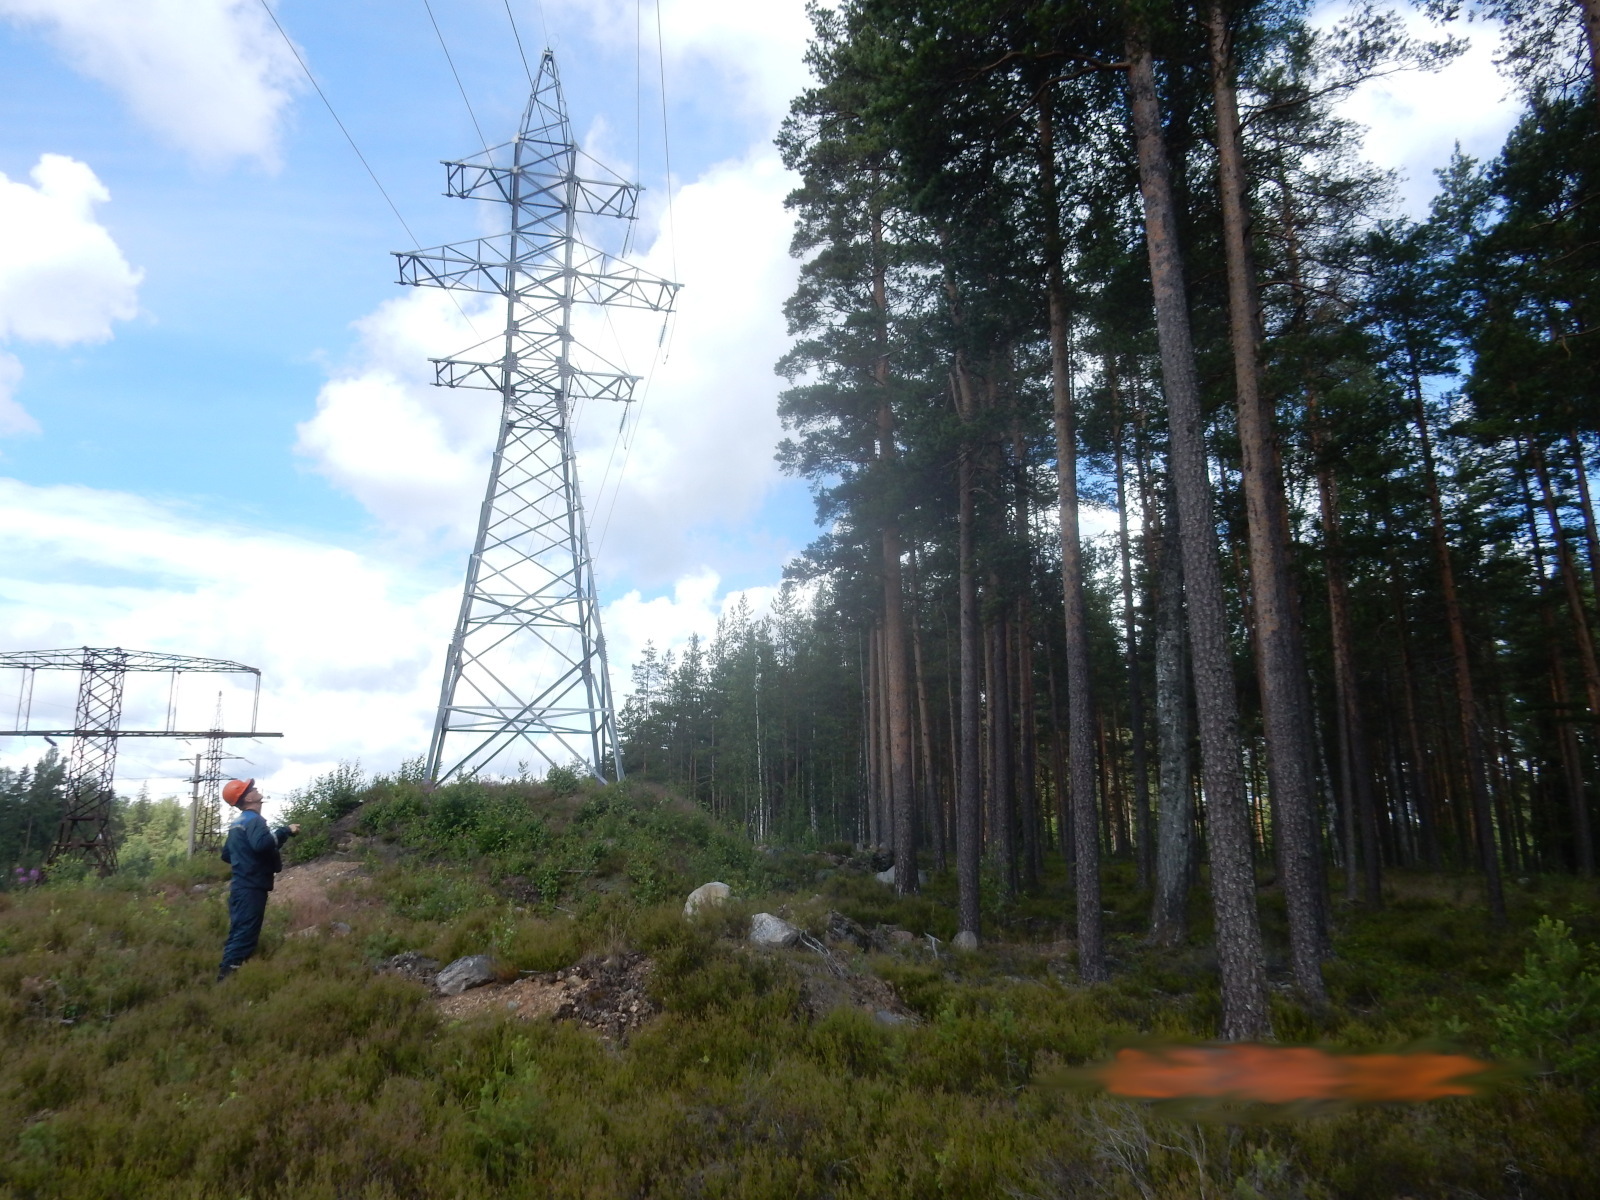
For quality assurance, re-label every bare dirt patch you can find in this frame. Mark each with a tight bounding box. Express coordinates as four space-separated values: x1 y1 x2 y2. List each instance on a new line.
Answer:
272 858 370 932
435 951 656 1039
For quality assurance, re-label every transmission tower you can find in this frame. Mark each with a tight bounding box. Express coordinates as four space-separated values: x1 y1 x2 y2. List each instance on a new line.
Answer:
0 648 281 875
184 694 244 856
397 51 679 785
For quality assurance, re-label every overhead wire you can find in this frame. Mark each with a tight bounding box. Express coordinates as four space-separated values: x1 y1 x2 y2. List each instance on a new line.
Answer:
422 0 490 154
504 0 535 84
593 0 679 556
255 0 422 250
257 0 484 337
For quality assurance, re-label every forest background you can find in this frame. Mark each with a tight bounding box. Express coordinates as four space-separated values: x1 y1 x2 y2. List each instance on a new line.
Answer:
602 0 1600 1037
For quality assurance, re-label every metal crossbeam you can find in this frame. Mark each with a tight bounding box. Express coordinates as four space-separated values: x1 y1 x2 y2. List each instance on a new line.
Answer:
0 646 277 874
398 51 679 785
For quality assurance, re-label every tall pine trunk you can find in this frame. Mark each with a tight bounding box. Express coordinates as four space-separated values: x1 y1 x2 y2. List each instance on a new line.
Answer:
1412 389 1504 921
955 359 983 941
1518 453 1596 877
1206 2 1327 1004
872 195 917 893
1112 376 1152 889
1039 92 1104 981
1151 483 1194 947
1311 398 1381 906
909 549 946 874
1126 33 1269 1036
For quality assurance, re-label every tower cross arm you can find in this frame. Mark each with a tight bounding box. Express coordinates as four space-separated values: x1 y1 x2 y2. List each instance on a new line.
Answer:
566 254 681 313
0 648 260 674
446 160 642 222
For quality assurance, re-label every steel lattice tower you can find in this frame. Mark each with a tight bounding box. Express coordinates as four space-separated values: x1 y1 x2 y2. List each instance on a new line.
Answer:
398 51 679 785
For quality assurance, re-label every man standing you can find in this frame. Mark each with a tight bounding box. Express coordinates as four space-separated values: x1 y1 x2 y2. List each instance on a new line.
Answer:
216 778 298 982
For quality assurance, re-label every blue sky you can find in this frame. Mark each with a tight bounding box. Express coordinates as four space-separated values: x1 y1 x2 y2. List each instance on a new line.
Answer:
0 0 1522 800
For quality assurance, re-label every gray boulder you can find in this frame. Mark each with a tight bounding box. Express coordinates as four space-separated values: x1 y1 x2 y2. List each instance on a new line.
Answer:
749 912 801 948
435 954 499 996
872 865 930 887
953 930 980 951
684 881 731 918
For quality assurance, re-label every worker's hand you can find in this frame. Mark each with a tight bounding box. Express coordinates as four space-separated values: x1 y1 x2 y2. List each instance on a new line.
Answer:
288 823 301 835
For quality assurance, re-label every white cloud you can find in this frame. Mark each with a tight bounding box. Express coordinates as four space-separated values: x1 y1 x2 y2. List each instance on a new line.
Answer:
602 568 780 688
555 0 814 127
577 147 800 584
0 154 141 345
0 477 456 799
0 354 37 438
1319 3 1521 216
0 153 142 440
0 476 791 802
0 0 300 167
294 289 501 545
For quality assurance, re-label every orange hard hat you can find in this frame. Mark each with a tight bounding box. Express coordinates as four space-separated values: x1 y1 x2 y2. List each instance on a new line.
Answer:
222 778 257 806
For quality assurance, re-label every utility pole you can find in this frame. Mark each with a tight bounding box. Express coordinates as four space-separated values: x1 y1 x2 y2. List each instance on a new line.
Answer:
398 51 680 785
186 754 204 859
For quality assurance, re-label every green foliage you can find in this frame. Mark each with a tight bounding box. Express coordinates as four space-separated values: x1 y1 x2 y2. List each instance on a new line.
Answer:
0 752 65 879
1487 917 1600 1081
0 854 1596 1196
114 794 190 879
543 764 582 797
280 762 367 865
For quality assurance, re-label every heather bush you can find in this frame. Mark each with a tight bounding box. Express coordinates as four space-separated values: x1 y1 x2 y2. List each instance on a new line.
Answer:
2 810 1597 1197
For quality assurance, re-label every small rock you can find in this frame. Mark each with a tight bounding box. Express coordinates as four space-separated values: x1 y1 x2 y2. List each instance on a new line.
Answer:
684 881 731 918
292 926 321 940
889 929 915 944
436 954 499 996
329 921 351 937
874 1009 909 1026
506 999 521 1011
872 865 931 887
188 883 210 895
953 930 979 951
749 912 801 948
825 911 869 949
377 951 440 987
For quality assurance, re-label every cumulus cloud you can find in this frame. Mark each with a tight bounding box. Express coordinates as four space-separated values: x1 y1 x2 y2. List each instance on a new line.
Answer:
294 289 502 545
0 355 36 438
603 568 781 687
0 153 142 440
575 147 800 585
0 477 455 797
1318 3 1521 216
0 154 141 345
0 477 786 800
557 0 814 127
0 0 300 167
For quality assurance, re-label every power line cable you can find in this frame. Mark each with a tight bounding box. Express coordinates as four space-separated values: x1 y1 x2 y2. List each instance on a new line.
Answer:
504 0 535 85
654 0 678 281
422 0 490 153
257 0 483 336
255 0 422 250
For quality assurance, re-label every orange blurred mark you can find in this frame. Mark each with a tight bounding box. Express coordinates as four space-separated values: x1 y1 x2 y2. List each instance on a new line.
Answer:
1097 1046 1491 1103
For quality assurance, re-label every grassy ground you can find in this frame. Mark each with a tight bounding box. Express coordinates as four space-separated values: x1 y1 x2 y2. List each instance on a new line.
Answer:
0 777 1595 1198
